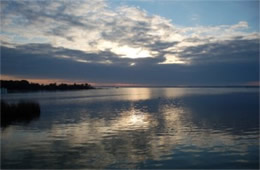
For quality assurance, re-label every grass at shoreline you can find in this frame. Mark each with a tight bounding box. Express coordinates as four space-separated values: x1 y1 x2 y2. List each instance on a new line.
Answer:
1 100 40 127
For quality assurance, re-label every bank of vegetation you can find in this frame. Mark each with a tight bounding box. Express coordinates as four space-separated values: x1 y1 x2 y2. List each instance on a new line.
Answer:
1 80 95 92
1 100 41 127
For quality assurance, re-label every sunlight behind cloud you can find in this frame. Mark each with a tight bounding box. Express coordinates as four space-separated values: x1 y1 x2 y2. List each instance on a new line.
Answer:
112 45 153 59
76 59 90 63
160 54 188 64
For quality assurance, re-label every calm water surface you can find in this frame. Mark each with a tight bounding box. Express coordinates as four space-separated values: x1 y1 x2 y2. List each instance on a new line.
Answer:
1 88 259 169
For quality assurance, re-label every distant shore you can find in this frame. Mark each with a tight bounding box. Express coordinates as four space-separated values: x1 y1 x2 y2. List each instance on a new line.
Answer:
1 80 95 93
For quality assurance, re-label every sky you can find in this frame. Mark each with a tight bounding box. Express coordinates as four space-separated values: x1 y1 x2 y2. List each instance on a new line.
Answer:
0 0 259 86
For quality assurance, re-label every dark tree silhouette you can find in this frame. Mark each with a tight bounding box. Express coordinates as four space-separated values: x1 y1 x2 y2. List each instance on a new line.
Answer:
1 80 95 92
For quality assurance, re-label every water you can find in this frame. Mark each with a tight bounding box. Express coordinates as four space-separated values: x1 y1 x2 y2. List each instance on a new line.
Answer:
1 88 259 169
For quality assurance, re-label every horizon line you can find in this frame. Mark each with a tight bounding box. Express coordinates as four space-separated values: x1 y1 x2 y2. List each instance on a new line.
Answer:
95 85 260 88
1 79 259 88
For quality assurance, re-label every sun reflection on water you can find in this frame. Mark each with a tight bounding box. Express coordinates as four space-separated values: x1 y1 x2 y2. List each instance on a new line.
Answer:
112 109 153 130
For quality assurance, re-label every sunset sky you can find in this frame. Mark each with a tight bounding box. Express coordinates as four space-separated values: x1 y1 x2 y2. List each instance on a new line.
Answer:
1 0 259 86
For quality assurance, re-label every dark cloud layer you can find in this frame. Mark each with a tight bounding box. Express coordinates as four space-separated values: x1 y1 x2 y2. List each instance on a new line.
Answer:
180 38 259 64
1 42 259 85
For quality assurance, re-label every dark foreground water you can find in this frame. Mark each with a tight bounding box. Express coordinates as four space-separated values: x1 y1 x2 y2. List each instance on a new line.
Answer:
1 88 259 169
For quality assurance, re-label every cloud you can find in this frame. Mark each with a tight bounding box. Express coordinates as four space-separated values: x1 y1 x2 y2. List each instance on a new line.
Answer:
2 0 258 62
0 0 259 85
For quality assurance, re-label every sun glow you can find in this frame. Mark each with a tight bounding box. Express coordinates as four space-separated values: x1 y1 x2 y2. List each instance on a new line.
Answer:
112 45 153 59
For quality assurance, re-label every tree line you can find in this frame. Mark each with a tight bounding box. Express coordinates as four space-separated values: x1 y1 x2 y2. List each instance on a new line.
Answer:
1 80 95 92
